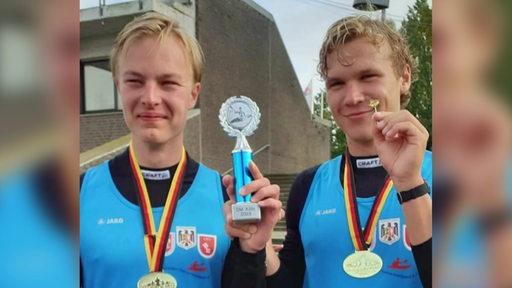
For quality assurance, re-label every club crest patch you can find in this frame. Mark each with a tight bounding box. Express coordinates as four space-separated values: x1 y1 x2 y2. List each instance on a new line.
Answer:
198 234 217 259
177 226 196 250
378 218 400 245
165 232 175 256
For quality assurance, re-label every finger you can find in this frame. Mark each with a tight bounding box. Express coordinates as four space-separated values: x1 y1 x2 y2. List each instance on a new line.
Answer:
239 177 271 196
381 121 427 145
279 208 286 220
223 200 234 221
224 223 252 240
222 175 236 202
257 198 282 210
373 116 386 145
249 161 264 180
374 111 428 136
249 184 280 203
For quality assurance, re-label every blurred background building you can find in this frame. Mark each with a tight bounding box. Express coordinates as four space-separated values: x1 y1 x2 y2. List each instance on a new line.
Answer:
79 0 330 175
80 0 331 241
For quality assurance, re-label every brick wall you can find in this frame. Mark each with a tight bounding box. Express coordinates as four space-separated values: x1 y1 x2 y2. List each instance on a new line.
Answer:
80 112 128 152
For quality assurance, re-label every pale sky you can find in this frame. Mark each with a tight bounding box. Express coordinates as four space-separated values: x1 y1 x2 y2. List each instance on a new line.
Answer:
80 0 431 95
252 0 431 96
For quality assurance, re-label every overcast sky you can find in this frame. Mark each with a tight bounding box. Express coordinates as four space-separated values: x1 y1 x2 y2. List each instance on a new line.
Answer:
80 0 431 95
251 0 432 96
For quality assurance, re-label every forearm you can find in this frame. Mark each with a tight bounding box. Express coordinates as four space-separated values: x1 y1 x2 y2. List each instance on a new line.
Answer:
395 177 432 245
265 240 280 276
401 194 432 245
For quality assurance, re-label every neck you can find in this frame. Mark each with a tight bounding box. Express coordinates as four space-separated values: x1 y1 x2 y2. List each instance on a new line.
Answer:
131 136 183 169
346 138 377 157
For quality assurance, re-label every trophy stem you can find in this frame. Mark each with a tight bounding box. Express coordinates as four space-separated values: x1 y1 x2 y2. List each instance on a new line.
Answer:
231 134 261 223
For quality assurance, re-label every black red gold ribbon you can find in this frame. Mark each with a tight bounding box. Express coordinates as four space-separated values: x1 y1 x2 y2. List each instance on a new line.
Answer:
129 143 186 272
343 151 393 250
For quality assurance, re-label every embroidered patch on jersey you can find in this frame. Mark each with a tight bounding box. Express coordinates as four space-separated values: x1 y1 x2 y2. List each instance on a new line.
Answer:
198 234 217 259
176 226 196 250
165 232 175 256
378 218 400 245
403 225 411 251
356 157 382 168
388 257 412 270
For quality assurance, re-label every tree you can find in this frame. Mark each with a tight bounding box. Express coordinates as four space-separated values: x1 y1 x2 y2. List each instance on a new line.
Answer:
313 90 345 158
400 0 432 149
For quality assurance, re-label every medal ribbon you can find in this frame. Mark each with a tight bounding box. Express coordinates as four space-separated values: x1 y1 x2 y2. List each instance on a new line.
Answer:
129 143 187 272
343 150 393 251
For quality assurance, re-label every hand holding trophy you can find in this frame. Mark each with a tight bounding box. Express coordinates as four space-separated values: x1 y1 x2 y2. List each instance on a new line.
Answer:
219 96 261 224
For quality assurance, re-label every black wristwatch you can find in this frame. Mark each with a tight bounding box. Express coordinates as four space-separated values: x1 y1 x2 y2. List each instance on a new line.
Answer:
397 181 430 204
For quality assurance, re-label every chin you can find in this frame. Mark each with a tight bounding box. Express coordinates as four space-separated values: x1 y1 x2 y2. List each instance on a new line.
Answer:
345 132 374 144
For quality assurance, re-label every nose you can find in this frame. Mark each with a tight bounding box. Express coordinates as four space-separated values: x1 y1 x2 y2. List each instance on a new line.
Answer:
141 82 161 107
343 81 365 106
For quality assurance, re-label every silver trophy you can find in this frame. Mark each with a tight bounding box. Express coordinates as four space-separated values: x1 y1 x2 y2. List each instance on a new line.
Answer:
219 96 261 223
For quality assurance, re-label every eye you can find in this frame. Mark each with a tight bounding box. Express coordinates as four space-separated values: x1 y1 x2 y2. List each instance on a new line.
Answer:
327 80 344 89
361 74 377 81
162 81 178 86
125 79 142 85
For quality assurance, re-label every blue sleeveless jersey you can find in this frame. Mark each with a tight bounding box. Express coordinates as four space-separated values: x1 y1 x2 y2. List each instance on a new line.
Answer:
438 163 512 288
0 172 77 287
80 161 230 288
299 151 432 287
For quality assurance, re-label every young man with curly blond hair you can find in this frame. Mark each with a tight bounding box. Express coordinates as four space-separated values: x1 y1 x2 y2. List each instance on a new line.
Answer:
223 16 432 288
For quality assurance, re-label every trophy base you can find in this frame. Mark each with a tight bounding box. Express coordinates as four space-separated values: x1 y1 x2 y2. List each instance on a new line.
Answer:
232 202 261 224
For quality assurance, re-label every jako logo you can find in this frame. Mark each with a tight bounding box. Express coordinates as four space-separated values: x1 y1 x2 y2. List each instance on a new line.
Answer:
98 218 124 225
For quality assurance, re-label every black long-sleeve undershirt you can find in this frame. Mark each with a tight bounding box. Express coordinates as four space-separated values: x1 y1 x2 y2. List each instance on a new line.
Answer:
224 154 432 287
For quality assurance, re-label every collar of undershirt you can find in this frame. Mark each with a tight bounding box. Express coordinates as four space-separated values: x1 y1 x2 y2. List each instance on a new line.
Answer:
341 153 388 198
348 154 384 175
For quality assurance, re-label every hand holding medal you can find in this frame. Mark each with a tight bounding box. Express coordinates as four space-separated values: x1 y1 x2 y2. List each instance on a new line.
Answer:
372 110 428 192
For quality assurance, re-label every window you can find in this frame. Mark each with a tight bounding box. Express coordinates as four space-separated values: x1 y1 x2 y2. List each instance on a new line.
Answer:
80 60 122 113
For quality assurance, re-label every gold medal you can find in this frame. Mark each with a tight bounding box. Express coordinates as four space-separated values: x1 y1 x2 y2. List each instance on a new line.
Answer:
369 99 380 112
343 250 383 278
137 272 178 288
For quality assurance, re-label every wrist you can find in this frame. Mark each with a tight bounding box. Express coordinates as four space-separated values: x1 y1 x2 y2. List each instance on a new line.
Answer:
392 175 424 192
239 241 264 254
397 181 430 205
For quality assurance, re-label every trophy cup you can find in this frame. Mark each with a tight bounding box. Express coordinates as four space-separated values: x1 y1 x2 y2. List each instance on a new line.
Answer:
219 96 261 223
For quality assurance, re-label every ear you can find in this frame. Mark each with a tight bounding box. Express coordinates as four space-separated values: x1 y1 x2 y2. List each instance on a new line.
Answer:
188 82 200 109
399 64 412 95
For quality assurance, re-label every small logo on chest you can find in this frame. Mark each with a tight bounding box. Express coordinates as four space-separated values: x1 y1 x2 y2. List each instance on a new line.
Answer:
97 217 124 225
314 208 337 216
356 157 382 168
